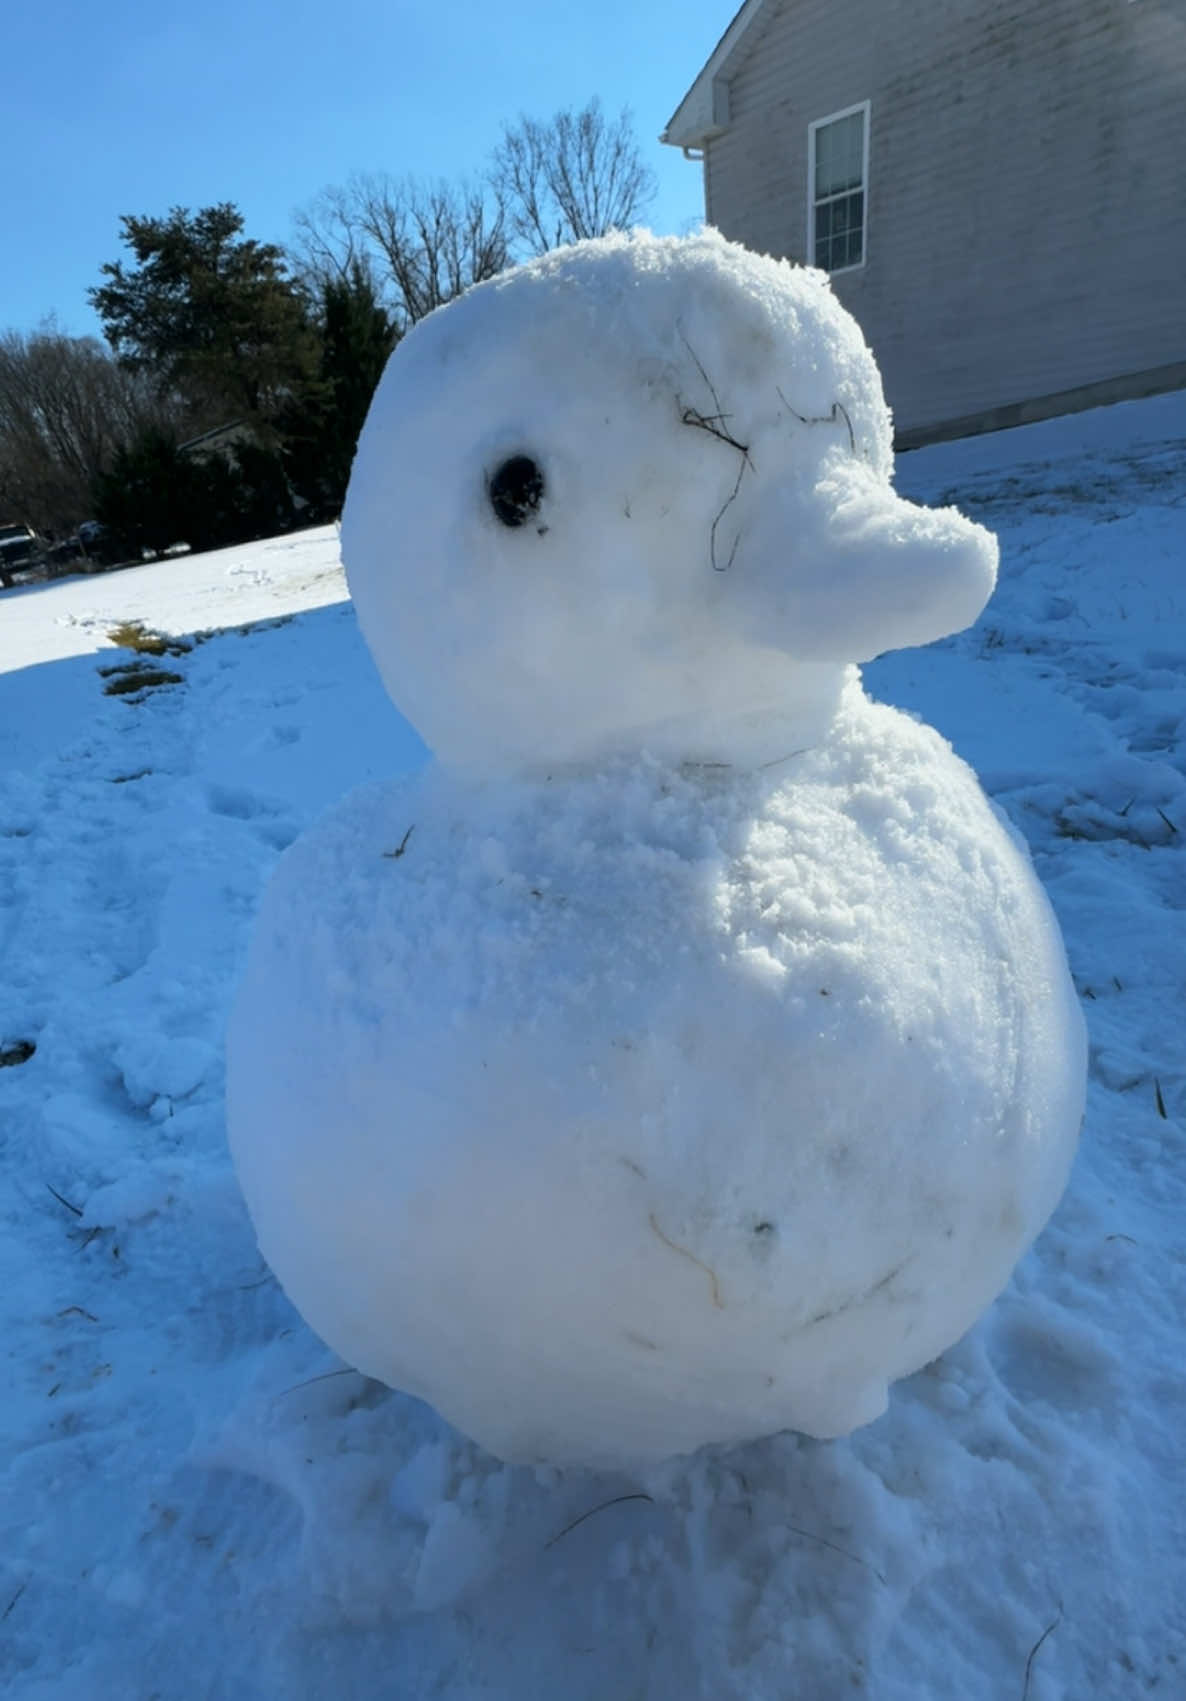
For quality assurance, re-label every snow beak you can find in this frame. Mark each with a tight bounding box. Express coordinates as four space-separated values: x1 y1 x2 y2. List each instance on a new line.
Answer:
744 461 1000 664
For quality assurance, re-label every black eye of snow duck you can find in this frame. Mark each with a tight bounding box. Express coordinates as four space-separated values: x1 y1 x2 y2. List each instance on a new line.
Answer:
489 455 545 527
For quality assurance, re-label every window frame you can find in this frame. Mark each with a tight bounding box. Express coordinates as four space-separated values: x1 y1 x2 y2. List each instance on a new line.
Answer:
807 100 871 275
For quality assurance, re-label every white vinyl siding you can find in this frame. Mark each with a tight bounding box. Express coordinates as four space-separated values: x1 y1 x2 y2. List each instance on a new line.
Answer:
808 101 870 272
701 0 1185 438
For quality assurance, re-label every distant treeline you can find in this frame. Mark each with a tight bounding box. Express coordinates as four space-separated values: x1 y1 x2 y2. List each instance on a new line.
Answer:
0 100 655 563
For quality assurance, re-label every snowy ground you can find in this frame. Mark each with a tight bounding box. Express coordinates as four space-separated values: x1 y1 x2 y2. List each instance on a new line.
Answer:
2 396 1184 1698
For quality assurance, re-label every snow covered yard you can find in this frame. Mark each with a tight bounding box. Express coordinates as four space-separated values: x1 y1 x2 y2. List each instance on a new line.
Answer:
1 395 1184 1697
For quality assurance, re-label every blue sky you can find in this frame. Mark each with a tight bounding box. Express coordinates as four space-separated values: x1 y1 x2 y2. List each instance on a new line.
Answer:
5 0 731 339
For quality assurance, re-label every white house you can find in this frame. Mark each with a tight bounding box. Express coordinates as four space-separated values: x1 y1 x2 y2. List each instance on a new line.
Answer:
664 0 1186 444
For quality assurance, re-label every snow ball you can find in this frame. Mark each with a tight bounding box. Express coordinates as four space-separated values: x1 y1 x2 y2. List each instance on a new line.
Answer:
116 1034 213 1108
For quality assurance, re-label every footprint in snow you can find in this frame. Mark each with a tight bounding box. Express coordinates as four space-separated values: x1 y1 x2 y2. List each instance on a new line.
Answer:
205 785 299 851
987 1301 1121 1417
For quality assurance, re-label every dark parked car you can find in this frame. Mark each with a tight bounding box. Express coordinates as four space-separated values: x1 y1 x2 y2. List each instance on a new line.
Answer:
0 522 45 588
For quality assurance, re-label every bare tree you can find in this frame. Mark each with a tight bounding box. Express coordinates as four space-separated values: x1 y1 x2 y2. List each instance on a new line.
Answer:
491 98 657 255
290 183 368 288
0 324 191 536
289 95 655 332
292 175 507 332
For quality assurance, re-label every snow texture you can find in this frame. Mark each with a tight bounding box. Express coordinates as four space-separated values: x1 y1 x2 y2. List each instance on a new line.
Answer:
1 383 1184 1695
229 232 1083 1469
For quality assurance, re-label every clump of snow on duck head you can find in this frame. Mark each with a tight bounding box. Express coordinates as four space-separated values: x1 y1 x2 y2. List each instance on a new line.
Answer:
341 229 998 774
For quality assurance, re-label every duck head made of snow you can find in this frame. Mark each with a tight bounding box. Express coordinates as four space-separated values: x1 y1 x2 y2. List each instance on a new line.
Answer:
340 229 998 775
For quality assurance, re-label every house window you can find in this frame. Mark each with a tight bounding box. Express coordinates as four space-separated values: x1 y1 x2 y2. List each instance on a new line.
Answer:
808 102 870 272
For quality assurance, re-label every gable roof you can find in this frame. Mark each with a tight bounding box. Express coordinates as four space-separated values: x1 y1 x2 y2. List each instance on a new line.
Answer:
661 0 775 150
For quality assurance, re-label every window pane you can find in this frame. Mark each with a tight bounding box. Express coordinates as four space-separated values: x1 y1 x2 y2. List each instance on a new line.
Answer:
811 109 867 271
839 190 863 245
813 126 832 197
815 111 864 196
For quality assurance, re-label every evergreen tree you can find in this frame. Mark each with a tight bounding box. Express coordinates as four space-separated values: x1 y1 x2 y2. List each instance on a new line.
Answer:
283 261 396 518
90 204 317 426
92 425 294 558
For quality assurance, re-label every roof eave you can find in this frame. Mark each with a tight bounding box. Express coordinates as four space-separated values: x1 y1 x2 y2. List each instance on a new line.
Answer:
660 0 770 150
661 84 730 151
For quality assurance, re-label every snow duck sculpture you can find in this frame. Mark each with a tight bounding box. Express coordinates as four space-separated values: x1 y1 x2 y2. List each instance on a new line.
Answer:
227 231 1085 1468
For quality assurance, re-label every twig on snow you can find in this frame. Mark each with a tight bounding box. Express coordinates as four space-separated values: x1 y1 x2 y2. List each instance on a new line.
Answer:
2 1579 28 1622
707 455 749 573
784 1523 887 1585
271 1368 363 1403
383 825 415 859
776 387 857 456
1022 1607 1063 1701
648 1212 725 1309
544 1493 655 1550
676 323 753 573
